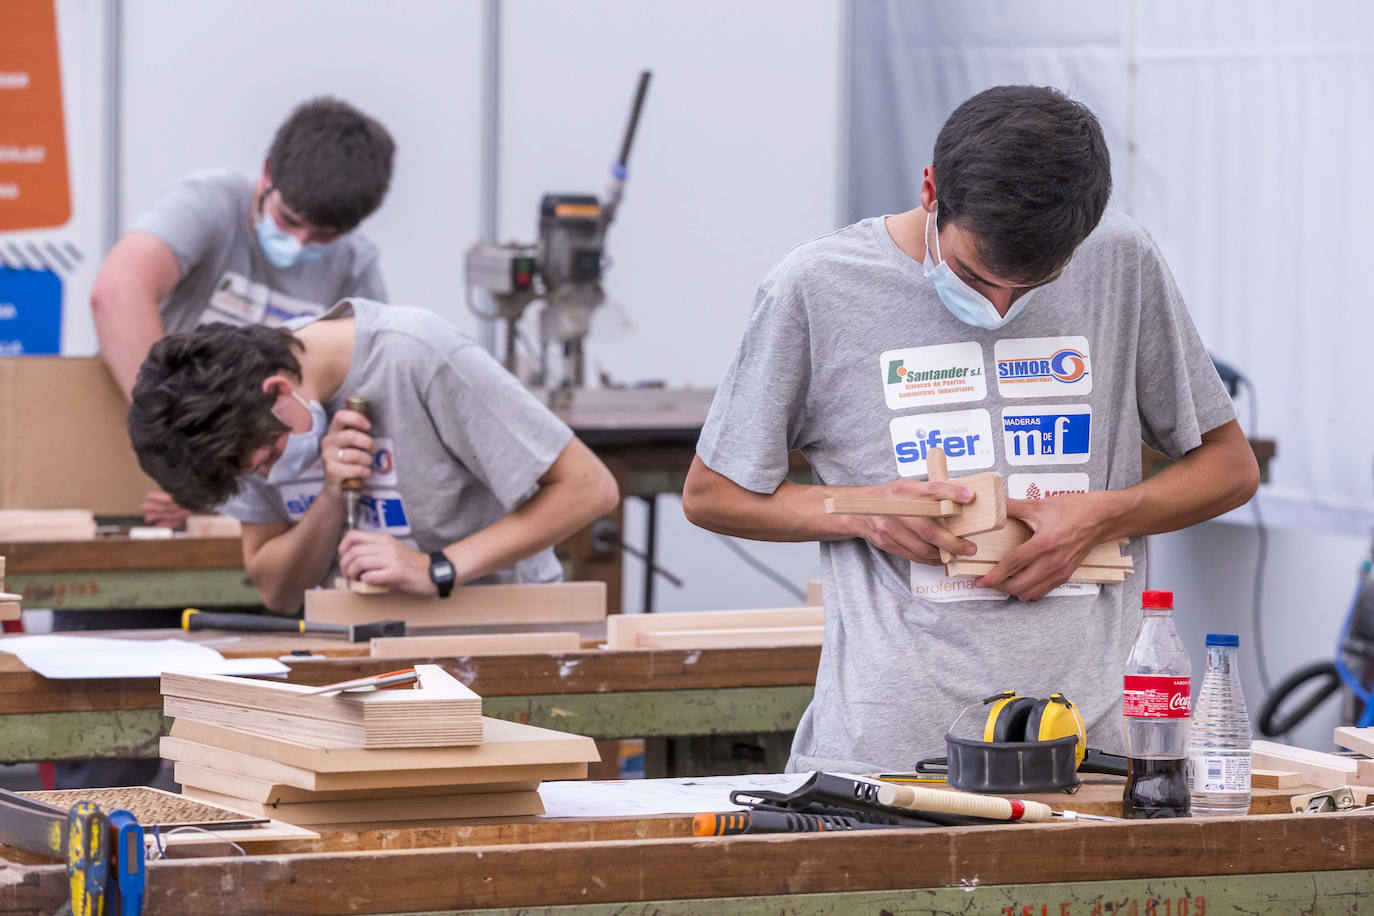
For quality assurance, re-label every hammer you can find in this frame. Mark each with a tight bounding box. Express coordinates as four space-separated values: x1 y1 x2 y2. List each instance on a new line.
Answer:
181 609 404 642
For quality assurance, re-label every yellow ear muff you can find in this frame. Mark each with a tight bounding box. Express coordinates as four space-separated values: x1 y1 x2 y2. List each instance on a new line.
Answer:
1025 693 1087 766
985 693 1038 743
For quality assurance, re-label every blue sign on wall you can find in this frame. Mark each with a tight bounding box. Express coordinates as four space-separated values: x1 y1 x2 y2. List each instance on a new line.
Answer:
0 266 63 355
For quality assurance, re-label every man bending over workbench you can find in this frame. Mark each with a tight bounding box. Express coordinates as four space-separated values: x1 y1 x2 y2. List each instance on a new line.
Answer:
126 299 620 613
682 86 1259 773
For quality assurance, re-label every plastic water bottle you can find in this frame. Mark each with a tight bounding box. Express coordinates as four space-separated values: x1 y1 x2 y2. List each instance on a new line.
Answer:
1122 589 1193 818
1186 633 1252 816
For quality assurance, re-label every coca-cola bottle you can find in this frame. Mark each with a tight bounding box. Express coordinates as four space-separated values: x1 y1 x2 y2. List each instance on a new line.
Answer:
1122 589 1193 818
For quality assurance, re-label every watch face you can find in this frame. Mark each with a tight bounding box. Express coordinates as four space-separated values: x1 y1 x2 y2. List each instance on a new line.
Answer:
433 561 455 580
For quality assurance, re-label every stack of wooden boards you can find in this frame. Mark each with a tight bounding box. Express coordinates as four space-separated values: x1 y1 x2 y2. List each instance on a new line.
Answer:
823 446 1132 584
0 509 97 541
161 665 599 825
605 607 823 650
0 556 18 621
1251 734 1374 788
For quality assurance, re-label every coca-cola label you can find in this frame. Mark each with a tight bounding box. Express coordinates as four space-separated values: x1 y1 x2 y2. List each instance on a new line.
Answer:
1123 675 1191 718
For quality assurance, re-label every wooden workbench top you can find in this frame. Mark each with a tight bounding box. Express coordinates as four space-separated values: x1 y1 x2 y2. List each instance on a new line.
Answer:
0 781 1365 914
0 629 823 715
0 536 244 573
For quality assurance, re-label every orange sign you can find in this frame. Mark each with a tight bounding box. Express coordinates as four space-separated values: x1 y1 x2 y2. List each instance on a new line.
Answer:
0 0 71 231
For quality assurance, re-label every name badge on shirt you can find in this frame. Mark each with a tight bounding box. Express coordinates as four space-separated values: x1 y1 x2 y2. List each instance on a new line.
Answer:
203 270 326 328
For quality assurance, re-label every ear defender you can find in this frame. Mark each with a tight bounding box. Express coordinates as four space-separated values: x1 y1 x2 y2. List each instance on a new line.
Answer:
1024 693 1087 766
982 691 1038 743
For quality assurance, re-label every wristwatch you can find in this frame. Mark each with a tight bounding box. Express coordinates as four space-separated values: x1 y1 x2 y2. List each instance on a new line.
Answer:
428 550 456 598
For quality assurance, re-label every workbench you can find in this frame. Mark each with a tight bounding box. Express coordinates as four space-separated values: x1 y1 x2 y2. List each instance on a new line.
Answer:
0 777 1367 914
0 632 820 765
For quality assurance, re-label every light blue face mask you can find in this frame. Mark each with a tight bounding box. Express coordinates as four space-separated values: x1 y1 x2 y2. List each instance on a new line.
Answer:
922 205 1036 330
266 390 327 485
256 201 336 270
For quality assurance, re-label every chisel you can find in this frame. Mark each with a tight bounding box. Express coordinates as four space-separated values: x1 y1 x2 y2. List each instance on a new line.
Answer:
692 810 905 835
343 395 370 532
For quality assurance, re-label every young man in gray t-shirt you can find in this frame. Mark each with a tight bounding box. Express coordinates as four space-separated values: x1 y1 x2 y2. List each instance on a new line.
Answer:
91 97 393 526
126 300 619 613
683 86 1260 773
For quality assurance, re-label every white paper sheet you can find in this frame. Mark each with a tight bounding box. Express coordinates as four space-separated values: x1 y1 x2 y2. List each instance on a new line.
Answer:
537 773 816 819
0 635 290 679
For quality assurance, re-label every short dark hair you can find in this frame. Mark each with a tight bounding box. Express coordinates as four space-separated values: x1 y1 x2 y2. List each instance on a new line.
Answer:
933 85 1111 283
266 97 395 234
128 324 303 512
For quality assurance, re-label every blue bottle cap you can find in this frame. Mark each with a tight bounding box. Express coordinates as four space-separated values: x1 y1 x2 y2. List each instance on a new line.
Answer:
1206 633 1240 647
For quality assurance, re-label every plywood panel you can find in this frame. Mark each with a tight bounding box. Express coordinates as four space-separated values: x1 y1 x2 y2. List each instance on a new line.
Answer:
305 582 606 628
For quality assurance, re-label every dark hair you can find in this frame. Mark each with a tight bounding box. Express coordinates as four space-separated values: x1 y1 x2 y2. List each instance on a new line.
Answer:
128 324 303 512
266 97 395 234
933 85 1111 283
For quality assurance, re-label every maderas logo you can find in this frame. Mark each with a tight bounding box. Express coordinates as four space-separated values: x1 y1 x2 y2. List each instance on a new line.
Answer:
997 348 1088 384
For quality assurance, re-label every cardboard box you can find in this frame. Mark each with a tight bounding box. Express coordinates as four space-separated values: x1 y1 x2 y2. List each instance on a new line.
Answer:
0 357 157 514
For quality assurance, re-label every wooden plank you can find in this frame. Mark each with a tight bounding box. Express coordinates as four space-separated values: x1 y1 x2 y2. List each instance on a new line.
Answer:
160 735 586 791
305 581 607 628
638 626 824 650
370 631 581 659
168 716 600 773
943 518 1133 570
805 578 822 607
944 559 1127 584
823 497 955 518
172 763 540 804
605 608 823 651
1333 726 1374 757
1252 768 1304 789
0 600 18 622
184 515 243 538
1252 739 1359 787
181 785 546 825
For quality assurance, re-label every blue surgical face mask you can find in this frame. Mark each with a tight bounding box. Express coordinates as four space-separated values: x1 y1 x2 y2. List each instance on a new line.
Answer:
266 390 327 484
922 204 1036 330
256 200 336 269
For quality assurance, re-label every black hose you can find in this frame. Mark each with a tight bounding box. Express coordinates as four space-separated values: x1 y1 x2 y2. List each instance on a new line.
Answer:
1257 660 1343 737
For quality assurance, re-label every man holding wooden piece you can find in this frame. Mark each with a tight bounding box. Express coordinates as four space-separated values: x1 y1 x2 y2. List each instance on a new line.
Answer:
127 300 620 614
683 86 1259 772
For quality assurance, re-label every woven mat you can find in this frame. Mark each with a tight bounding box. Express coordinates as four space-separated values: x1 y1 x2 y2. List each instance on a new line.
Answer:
20 786 266 828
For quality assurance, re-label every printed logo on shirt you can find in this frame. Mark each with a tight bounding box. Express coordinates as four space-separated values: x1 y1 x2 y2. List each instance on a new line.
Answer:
202 270 326 328
1001 405 1091 465
358 489 411 536
889 408 995 477
1007 472 1091 500
879 342 986 409
910 561 1008 603
994 336 1092 398
278 480 325 520
368 437 399 487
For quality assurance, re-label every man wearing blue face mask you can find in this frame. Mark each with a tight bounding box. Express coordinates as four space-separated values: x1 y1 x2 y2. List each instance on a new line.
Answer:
90 97 394 526
681 86 1260 774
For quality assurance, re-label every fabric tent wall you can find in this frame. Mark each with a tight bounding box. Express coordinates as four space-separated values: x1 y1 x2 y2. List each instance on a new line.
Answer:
848 0 1374 749
849 0 1374 534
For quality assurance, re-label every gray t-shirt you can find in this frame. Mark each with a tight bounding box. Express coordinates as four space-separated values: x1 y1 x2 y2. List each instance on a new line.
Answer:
696 209 1235 773
221 299 572 591
130 170 386 332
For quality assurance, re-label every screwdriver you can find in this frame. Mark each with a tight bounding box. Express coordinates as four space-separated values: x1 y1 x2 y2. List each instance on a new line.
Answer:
692 810 904 835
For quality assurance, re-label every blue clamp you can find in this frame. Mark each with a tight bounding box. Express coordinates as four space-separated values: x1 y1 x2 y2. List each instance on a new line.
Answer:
106 809 145 916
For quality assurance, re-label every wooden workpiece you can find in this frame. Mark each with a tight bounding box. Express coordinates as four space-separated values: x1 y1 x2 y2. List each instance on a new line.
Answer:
305 580 607 628
605 607 823 650
824 448 1007 539
369 631 583 659
0 509 98 542
0 554 16 621
184 514 243 538
1253 739 1369 787
636 625 824 649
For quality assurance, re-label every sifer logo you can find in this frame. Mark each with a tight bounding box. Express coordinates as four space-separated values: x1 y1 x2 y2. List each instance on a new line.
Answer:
894 427 982 463
997 348 1088 384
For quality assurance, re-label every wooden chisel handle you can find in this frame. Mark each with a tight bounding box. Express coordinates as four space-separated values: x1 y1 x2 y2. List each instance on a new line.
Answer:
876 784 1054 823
